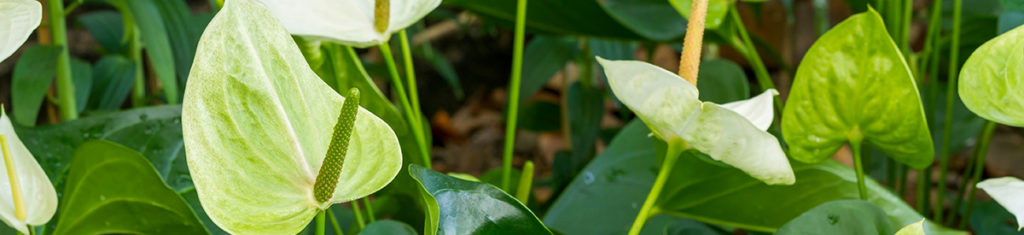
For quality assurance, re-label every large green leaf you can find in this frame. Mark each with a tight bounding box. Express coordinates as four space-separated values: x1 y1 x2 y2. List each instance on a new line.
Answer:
110 0 180 103
183 0 401 233
443 0 686 41
520 36 577 103
781 8 933 168
408 165 551 235
51 140 206 234
77 11 126 54
70 58 92 114
776 200 895 234
152 0 208 86
88 55 136 111
695 59 750 104
543 120 963 235
10 45 61 126
958 24 1024 127
567 82 604 166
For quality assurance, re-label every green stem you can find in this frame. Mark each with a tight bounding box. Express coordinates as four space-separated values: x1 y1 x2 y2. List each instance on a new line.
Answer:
812 0 828 36
918 0 942 81
315 210 326 235
362 198 375 223
351 201 366 229
729 7 782 111
130 25 145 107
327 209 344 235
502 0 528 191
378 42 431 166
47 0 77 120
850 138 867 200
398 30 423 140
937 0 963 222
917 166 931 213
946 122 988 226
516 161 534 203
958 121 996 229
900 0 912 59
898 164 908 198
628 140 686 235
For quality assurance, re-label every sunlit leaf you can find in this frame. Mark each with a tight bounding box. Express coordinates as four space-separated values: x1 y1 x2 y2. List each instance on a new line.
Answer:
958 24 1024 127
895 220 926 235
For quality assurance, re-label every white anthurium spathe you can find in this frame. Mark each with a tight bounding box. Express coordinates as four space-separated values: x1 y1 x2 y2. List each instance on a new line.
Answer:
598 57 795 185
254 0 441 48
183 0 402 234
0 0 42 62
0 109 57 234
977 177 1024 231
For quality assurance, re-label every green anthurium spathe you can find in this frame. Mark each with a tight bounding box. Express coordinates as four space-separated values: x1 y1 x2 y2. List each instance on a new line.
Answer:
781 8 933 169
0 109 57 233
958 24 1024 127
598 57 794 185
254 0 440 47
977 177 1024 231
182 0 402 234
0 0 41 62
895 220 926 235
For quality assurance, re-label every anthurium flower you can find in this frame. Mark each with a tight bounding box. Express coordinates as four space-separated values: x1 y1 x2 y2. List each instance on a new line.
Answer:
253 0 441 47
598 57 795 185
183 0 401 234
0 109 57 234
0 0 41 62
977 177 1024 231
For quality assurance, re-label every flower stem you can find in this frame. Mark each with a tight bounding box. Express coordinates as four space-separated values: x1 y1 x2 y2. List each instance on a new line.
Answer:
729 7 783 111
46 0 77 120
937 0 963 222
362 197 375 223
957 121 996 229
327 209 344 235
378 42 431 166
917 166 931 213
315 210 326 235
398 30 423 141
850 138 867 200
351 201 366 229
516 161 534 203
501 0 528 191
628 140 686 235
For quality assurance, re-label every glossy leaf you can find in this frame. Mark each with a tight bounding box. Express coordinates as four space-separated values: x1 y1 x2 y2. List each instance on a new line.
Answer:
782 8 933 168
444 0 686 41
958 24 1024 127
52 140 206 235
0 0 40 62
359 220 418 235
0 110 56 233
10 45 60 126
88 55 136 111
409 165 551 235
669 0 731 29
183 0 401 233
776 200 895 235
977 177 1024 231
255 0 441 47
598 57 793 185
77 11 126 54
543 120 963 235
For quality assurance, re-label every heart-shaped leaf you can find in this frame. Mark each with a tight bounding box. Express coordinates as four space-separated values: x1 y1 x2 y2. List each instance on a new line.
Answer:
52 140 206 235
977 177 1024 231
255 0 441 47
958 24 1024 127
183 0 402 233
409 165 551 235
776 200 895 235
782 8 933 168
0 110 56 233
0 0 40 62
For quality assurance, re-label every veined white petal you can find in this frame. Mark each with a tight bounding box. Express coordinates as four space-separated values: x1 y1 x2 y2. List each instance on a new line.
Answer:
977 177 1024 231
388 0 442 35
597 57 701 141
0 110 57 233
0 0 42 62
680 103 795 185
254 0 439 48
721 89 778 131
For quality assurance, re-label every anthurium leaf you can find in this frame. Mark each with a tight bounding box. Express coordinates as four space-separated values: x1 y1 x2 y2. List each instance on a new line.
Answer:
895 220 926 235
408 165 551 235
10 45 61 126
121 0 180 103
695 59 749 104
781 8 933 168
70 58 92 113
520 36 577 103
543 120 964 235
977 177 1024 231
958 24 1024 127
183 0 401 233
0 0 40 62
0 110 57 233
598 57 793 185
776 200 895 235
77 11 126 54
255 0 441 47
668 0 732 29
52 140 206 235
359 220 418 235
88 55 136 111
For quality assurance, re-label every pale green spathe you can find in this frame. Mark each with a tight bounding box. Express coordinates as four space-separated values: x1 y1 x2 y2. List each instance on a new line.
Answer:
0 0 41 62
782 8 934 169
0 109 57 234
895 219 926 235
977 177 1024 231
598 57 794 185
183 0 402 234
958 24 1024 127
254 0 440 47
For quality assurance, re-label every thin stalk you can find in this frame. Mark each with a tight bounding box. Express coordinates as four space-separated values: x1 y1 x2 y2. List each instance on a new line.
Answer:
628 140 686 235
729 7 783 111
327 209 344 235
918 0 943 78
937 0 963 222
362 198 375 223
887 158 897 190
315 210 326 235
946 123 985 226
501 0 528 191
898 164 908 198
958 121 997 229
378 43 431 166
917 166 931 213
516 161 534 203
351 201 366 229
398 30 423 139
46 0 77 120
130 25 145 107
900 0 912 59
850 138 867 200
